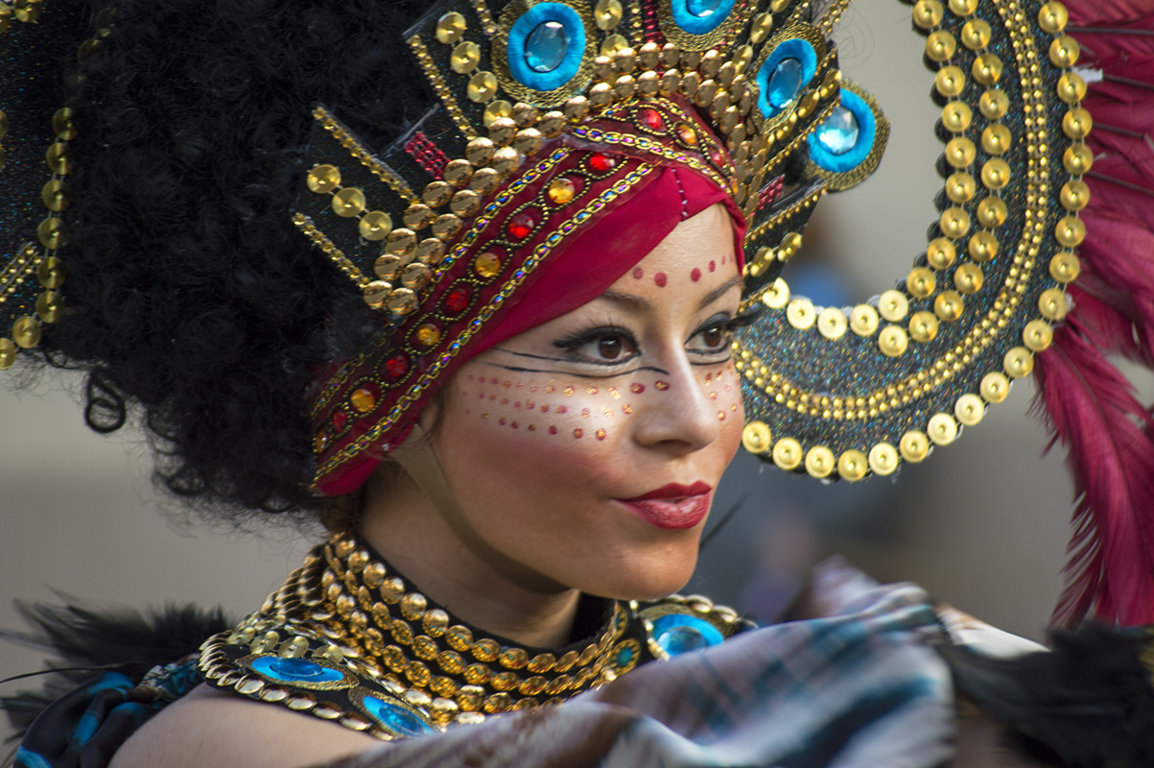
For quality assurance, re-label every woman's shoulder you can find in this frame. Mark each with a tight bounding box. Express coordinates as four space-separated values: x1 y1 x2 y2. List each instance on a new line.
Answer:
110 684 379 768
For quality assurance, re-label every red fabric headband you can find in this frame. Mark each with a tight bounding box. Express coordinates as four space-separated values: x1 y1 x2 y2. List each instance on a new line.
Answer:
318 162 745 495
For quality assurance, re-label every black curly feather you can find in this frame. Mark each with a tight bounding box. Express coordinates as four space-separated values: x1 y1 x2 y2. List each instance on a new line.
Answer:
943 623 1154 767
22 0 434 521
0 601 232 741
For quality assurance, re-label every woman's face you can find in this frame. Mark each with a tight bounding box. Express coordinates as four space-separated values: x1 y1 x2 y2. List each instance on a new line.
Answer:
428 204 745 600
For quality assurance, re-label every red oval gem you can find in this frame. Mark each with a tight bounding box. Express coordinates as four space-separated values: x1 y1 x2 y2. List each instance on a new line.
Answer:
507 211 537 240
639 108 665 132
444 286 471 314
384 353 410 380
589 153 616 173
331 410 349 431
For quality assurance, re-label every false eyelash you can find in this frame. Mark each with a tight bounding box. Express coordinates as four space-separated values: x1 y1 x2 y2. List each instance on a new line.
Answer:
724 303 765 331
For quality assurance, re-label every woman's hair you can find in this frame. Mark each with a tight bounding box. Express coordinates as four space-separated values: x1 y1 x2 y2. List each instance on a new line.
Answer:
32 0 432 521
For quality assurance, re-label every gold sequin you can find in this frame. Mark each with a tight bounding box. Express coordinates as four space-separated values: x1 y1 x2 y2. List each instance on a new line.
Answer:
1003 347 1034 379
307 164 341 193
804 446 835 478
435 12 467 44
899 431 931 462
772 438 803 470
359 211 393 241
332 188 366 218
980 372 1010 403
741 421 772 454
837 450 868 482
868 443 899 476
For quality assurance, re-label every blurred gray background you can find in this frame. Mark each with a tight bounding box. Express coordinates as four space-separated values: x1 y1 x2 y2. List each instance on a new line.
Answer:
3 0 1150 746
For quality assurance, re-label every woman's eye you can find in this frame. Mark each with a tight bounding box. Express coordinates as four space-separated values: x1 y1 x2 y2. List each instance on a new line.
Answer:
593 334 636 360
699 325 727 350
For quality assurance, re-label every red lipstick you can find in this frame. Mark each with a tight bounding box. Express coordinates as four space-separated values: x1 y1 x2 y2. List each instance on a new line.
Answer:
618 481 713 530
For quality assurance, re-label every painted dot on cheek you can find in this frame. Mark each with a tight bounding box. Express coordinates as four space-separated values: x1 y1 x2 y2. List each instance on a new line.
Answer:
608 387 620 399
545 385 555 394
690 268 701 282
655 380 670 391
705 373 712 383
542 405 551 413
564 386 575 397
512 421 519 428
709 260 716 272
602 408 613 418
574 428 583 439
622 404 633 415
529 424 536 431
549 426 558 435
630 383 645 394
557 406 568 414
587 386 598 395
596 429 606 440
654 272 667 288
632 267 644 280
499 417 506 425
582 408 591 418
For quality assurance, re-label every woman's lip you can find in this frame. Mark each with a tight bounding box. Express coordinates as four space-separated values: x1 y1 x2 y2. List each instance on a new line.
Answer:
616 481 713 530
621 481 713 502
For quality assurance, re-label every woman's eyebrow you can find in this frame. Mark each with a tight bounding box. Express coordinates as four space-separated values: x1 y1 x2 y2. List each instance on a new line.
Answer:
597 275 743 313
698 276 742 310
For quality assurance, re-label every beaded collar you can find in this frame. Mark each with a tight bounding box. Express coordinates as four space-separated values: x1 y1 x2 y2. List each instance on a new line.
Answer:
199 531 751 740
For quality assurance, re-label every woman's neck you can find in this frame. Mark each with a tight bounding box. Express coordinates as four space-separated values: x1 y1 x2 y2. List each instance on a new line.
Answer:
359 467 584 649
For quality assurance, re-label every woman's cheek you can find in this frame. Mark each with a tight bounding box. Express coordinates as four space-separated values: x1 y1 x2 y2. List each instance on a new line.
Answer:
457 371 646 445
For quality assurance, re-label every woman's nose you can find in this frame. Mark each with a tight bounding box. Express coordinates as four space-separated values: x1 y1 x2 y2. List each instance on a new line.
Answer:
631 356 725 453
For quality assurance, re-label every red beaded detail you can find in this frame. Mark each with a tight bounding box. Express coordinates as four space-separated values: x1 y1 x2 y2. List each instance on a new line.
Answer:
443 286 471 314
639 107 665 132
331 410 349 431
384 354 410 381
507 211 536 240
589 153 616 173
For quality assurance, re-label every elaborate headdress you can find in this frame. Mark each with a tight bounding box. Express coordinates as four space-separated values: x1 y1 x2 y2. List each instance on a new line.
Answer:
2 0 1152 625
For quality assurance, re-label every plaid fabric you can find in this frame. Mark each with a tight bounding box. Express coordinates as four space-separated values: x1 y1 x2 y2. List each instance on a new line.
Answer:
328 564 955 768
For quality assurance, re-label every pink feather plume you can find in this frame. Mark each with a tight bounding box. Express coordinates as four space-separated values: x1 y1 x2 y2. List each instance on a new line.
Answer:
1035 0 1154 627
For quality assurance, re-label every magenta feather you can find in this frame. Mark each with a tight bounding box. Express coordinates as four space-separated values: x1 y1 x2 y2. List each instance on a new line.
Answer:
1033 0 1154 627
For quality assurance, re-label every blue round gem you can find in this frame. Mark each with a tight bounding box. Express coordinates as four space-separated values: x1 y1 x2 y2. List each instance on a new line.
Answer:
768 58 803 108
614 646 636 667
250 655 344 684
361 696 434 738
525 20 569 73
686 0 723 16
650 614 725 657
816 105 860 155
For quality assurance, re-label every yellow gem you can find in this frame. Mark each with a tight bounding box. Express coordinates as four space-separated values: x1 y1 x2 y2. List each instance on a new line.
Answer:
332 187 366 218
981 124 1012 155
868 443 899 476
1055 217 1086 248
980 371 1012 404
971 53 1003 85
935 66 966 98
837 450 868 482
1049 251 1081 283
594 0 623 30
878 325 909 357
451 41 482 74
1038 288 1069 321
878 290 909 322
467 71 498 103
954 393 985 426
927 413 958 446
804 446 835 479
899 430 931 462
415 323 442 348
1038 2 1068 33
359 211 393 242
547 177 576 204
435 12 467 45
1023 320 1054 352
741 421 772 454
908 311 939 343
772 438 803 470
1003 347 1034 379
941 101 972 133
907 267 936 298
307 164 340 193
978 89 1009 120
968 231 998 262
474 252 501 279
934 290 965 322
850 304 879 336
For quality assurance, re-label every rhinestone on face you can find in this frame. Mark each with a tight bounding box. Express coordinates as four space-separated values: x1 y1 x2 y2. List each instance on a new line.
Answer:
815 105 859 154
525 20 570 73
